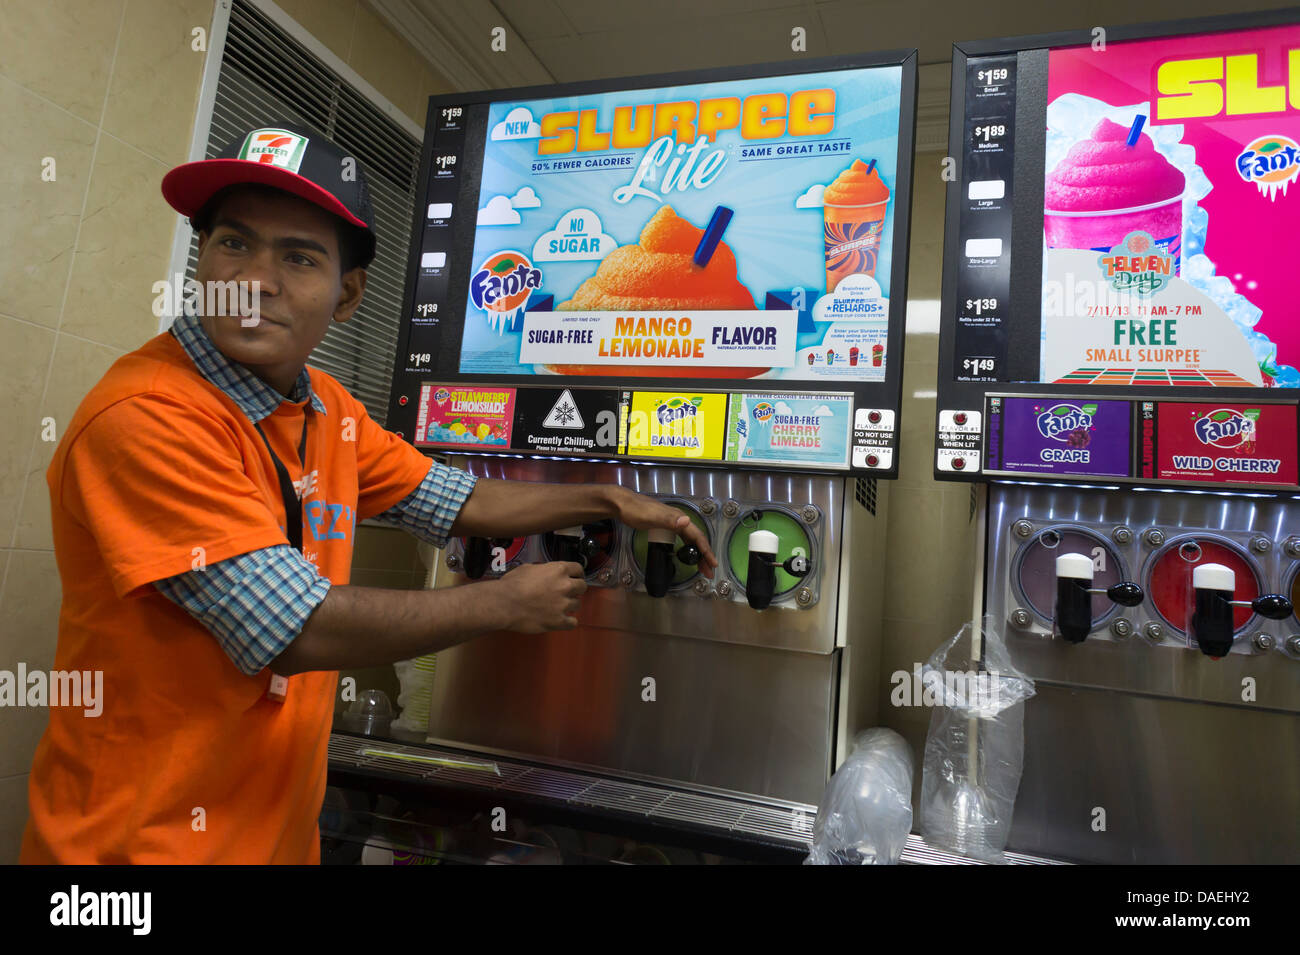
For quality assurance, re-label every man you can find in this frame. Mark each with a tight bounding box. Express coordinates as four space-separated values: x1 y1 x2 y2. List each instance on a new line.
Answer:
21 123 715 864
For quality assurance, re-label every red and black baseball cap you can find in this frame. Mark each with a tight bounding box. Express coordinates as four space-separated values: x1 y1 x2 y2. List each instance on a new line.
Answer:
161 122 376 267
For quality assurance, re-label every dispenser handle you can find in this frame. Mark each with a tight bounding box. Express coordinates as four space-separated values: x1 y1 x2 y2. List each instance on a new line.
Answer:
1234 594 1293 620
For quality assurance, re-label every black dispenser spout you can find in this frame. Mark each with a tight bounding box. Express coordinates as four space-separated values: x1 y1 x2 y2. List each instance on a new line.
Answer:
463 536 492 580
744 529 810 611
554 525 599 572
644 528 676 598
1192 563 1293 658
1054 552 1144 643
1191 563 1236 658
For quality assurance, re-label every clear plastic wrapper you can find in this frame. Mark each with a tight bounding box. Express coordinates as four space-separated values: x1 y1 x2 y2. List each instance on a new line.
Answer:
919 616 1035 863
806 727 914 865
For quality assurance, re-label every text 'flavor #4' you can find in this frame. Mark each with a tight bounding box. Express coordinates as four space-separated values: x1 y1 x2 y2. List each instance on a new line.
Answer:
1041 23 1300 388
459 68 903 384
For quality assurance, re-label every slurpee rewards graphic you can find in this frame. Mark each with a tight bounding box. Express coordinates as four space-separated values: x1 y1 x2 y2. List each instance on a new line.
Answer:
1040 24 1300 388
1155 402 1297 485
458 67 903 383
725 393 852 467
995 398 1131 477
415 385 515 448
624 392 727 460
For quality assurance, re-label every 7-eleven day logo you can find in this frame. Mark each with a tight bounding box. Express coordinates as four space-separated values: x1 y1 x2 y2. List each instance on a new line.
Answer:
238 129 309 172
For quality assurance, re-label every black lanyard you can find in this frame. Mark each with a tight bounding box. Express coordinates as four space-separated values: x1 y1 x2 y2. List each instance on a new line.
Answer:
254 413 310 552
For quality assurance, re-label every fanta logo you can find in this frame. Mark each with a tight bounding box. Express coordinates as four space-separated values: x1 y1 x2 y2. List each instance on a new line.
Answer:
752 402 775 422
1194 409 1258 448
656 397 700 425
469 251 543 313
1037 403 1096 442
434 388 450 404
1098 231 1173 296
1236 136 1300 201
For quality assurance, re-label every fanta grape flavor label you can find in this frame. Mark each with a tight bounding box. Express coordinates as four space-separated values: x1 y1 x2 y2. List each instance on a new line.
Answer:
724 392 852 468
415 384 515 448
456 67 903 384
1155 402 1297 485
625 392 727 460
993 397 1132 477
1039 24 1300 388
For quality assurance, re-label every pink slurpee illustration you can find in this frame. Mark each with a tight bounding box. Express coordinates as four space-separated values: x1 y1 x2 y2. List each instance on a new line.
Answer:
1044 117 1185 273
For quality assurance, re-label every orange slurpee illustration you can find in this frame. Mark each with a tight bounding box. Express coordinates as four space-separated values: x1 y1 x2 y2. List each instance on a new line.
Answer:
822 159 891 292
550 205 765 378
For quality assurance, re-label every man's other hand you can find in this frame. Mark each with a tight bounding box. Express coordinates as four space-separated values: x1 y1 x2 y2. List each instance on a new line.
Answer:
609 487 718 578
497 561 588 632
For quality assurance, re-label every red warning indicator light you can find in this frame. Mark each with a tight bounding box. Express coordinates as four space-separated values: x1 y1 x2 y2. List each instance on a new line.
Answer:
866 453 880 468
867 410 882 425
952 457 966 470
398 395 409 406
953 412 968 426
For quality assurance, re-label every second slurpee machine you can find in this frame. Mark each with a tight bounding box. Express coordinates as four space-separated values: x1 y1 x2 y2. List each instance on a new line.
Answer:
935 9 1300 862
380 50 918 837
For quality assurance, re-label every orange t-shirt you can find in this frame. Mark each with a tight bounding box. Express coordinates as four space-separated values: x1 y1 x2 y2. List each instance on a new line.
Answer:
20 331 433 864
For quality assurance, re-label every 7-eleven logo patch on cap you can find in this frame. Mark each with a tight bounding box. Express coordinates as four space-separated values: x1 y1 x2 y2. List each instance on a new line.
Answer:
238 128 309 172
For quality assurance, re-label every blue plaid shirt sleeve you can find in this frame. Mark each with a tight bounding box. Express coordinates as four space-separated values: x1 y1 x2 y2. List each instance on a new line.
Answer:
153 546 331 676
369 459 477 548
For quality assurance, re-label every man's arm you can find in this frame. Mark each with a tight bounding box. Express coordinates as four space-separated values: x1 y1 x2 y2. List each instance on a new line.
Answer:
449 478 621 538
156 545 588 677
450 479 718 576
269 560 586 675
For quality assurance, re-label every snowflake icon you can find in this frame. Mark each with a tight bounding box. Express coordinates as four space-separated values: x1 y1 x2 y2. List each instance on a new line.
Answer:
553 401 577 426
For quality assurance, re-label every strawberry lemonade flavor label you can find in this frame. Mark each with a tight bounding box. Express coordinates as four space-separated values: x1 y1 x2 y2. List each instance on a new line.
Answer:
416 385 515 448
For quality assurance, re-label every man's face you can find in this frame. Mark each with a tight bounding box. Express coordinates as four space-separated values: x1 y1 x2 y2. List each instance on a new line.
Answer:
194 188 365 394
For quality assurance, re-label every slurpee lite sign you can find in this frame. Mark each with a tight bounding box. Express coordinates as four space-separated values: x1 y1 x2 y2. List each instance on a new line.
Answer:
1152 402 1297 485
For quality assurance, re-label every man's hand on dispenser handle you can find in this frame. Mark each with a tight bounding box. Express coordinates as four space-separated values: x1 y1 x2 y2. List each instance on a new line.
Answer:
495 561 588 632
610 487 718 578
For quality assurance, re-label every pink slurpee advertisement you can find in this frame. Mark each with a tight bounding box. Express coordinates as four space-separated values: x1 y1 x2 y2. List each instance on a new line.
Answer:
1040 24 1300 388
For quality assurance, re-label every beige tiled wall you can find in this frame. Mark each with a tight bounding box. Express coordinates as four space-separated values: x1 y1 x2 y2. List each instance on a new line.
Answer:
875 150 980 763
275 0 453 125
338 524 430 711
0 0 454 863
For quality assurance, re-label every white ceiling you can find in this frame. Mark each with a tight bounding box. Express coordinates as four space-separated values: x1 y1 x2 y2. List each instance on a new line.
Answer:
367 0 1296 150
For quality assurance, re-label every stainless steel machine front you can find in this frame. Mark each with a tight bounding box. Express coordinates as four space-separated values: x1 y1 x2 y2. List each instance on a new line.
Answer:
422 456 889 806
986 482 1300 863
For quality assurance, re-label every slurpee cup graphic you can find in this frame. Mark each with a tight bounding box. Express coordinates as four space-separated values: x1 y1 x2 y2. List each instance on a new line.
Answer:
849 347 859 366
823 159 891 292
826 349 836 365
872 344 884 367
1044 118 1185 274
807 353 815 366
